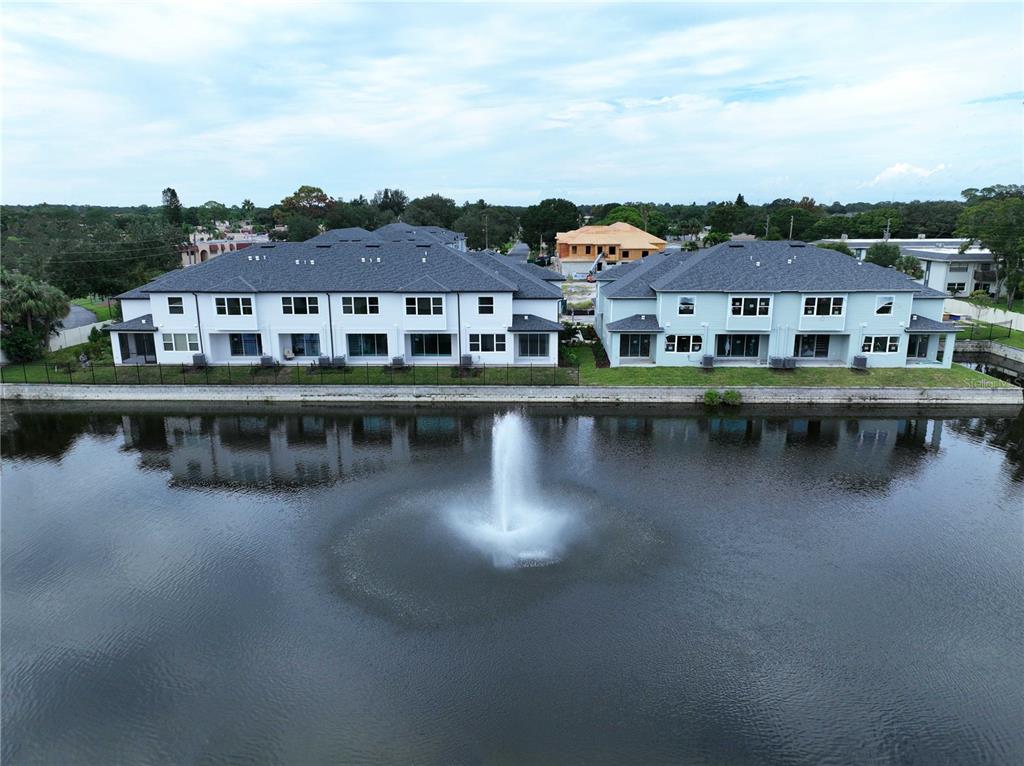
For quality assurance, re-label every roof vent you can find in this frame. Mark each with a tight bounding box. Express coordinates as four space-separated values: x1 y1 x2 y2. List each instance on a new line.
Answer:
641 314 646 320
755 261 760 267
315 244 330 248
309 259 315 265
728 243 744 248
376 257 381 263
360 257 366 263
421 257 427 263
260 244 275 249
912 314 919 321
247 255 253 261
787 259 792 265
789 243 805 248
295 259 300 265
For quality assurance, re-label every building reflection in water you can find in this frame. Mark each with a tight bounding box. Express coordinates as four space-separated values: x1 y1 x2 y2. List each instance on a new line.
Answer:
118 413 482 489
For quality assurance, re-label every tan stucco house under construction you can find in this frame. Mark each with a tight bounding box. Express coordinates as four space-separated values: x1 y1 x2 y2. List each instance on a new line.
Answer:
555 222 666 277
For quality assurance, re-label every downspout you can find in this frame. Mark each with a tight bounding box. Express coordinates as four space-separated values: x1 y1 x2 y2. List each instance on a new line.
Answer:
326 291 335 357
456 292 462 359
192 293 205 353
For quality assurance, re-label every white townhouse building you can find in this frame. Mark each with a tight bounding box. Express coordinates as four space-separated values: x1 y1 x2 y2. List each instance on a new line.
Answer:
594 241 958 368
108 235 562 367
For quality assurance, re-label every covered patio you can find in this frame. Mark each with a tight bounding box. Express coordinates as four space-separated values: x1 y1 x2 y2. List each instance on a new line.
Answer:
905 315 959 368
107 315 159 364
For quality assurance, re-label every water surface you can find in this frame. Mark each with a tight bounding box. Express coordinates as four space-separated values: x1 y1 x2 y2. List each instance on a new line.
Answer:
2 404 1022 764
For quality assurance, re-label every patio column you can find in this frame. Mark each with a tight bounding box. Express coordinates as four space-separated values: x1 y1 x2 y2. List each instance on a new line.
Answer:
940 331 956 368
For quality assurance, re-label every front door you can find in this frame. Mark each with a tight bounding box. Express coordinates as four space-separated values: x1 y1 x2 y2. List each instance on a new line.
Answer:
907 334 929 359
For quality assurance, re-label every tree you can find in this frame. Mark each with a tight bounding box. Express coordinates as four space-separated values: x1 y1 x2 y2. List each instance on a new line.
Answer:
520 198 579 251
817 241 855 256
372 188 409 216
241 199 256 218
0 269 68 361
894 254 923 279
734 193 747 207
275 215 319 242
707 204 739 234
279 186 333 219
452 202 519 250
703 231 730 247
162 188 183 227
403 194 459 228
865 242 901 268
957 195 1024 310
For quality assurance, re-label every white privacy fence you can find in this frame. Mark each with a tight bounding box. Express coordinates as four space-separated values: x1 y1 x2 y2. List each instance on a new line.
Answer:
946 299 1024 331
48 320 111 351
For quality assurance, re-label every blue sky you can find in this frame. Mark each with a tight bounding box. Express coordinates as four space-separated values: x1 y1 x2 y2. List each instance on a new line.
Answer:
2 1 1021 207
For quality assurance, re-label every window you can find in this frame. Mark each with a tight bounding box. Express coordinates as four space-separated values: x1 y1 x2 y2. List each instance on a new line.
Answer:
619 334 651 357
348 333 388 356
641 250 649 257
229 333 262 356
341 296 379 314
410 334 452 356
948 263 969 273
665 335 703 353
678 297 695 315
621 250 631 259
571 245 577 255
585 245 592 255
282 296 319 315
730 296 771 316
793 334 830 358
215 297 253 315
478 296 494 315
876 296 894 315
802 296 844 316
405 296 444 315
907 334 929 359
946 282 966 294
716 334 761 357
167 297 184 315
518 334 549 357
608 246 617 255
469 333 506 352
861 335 900 354
288 333 320 357
162 332 198 352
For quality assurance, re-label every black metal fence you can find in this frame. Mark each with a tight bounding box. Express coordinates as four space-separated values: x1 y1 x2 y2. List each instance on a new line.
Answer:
956 320 1014 341
0 361 582 387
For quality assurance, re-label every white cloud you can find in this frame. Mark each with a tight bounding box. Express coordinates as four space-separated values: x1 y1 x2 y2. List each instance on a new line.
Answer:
868 163 949 187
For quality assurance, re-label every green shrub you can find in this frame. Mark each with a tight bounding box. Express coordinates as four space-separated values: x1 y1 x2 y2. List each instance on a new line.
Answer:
703 389 721 406
721 390 743 406
1 326 47 362
592 338 610 368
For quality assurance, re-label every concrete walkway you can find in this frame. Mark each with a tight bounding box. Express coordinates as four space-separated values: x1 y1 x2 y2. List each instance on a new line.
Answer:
3 383 1020 406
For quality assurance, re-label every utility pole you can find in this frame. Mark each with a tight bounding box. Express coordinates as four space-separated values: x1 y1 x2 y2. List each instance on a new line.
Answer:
789 215 794 240
484 213 489 250
641 204 649 231
883 218 891 241
764 215 770 238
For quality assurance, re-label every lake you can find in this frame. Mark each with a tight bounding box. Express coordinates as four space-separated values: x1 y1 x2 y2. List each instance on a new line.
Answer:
2 403 1022 764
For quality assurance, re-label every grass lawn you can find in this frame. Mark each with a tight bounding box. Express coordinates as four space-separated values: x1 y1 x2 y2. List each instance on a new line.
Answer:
560 346 1010 388
71 297 118 322
956 320 1024 351
1 343 1010 389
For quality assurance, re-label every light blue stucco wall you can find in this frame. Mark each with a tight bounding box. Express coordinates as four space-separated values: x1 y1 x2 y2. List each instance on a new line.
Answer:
597 290 954 368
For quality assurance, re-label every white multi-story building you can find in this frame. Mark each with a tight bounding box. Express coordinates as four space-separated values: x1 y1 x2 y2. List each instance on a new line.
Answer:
109 235 562 367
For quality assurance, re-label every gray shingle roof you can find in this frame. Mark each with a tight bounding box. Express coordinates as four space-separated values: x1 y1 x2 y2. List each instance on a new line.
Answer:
906 316 958 333
901 247 994 263
507 314 563 332
603 241 948 298
508 242 530 259
373 222 463 247
605 314 665 333
305 227 379 244
115 240 561 300
105 314 158 332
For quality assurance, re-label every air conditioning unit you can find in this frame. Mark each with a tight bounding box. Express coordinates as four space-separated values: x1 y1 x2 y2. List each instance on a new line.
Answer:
701 355 714 369
769 356 786 369
852 355 868 370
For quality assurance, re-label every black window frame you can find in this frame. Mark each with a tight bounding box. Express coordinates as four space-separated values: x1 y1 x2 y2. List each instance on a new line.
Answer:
517 333 549 357
341 296 379 315
716 334 761 357
228 333 262 356
730 296 771 317
167 296 184 315
216 297 253 316
665 334 703 353
469 333 506 352
678 297 695 315
410 333 453 357
405 296 444 315
478 296 494 315
347 333 388 357
803 296 844 316
282 296 319 315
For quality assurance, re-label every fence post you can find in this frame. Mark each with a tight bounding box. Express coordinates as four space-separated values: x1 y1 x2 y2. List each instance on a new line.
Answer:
227 364 232 384
506 364 509 385
530 364 534 385
181 365 186 385
136 364 142 385
295 364 300 385
319 363 323 385
365 364 369 385
45 364 50 384
552 364 556 386
112 364 117 384
436 363 439 385
205 365 210 385
91 364 96 385
158 365 163 384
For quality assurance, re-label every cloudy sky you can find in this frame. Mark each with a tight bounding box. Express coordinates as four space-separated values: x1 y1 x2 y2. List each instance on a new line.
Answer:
2 1 1021 207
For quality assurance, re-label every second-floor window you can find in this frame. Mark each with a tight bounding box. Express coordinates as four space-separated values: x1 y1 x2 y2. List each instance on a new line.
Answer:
876 296 894 315
168 297 184 315
215 297 252 315
282 296 319 315
731 296 771 316
803 296 844 316
678 297 695 315
342 296 379 314
406 296 443 315
478 297 494 315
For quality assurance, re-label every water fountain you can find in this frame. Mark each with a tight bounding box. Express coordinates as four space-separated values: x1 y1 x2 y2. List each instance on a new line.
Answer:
448 412 575 568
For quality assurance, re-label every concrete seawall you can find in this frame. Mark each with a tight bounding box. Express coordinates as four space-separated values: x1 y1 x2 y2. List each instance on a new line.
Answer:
3 383 1021 406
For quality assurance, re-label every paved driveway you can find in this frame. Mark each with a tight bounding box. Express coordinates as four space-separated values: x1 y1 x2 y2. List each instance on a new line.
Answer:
61 304 97 329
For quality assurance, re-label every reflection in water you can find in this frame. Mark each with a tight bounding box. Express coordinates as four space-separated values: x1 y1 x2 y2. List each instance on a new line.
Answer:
2 404 1023 764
